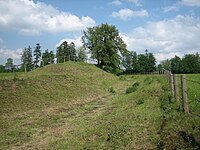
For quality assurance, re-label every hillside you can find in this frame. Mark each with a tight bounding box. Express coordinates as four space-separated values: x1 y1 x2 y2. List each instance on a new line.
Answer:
0 62 121 115
0 62 199 149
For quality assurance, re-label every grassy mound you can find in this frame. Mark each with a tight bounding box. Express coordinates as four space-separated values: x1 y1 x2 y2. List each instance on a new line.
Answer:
0 62 120 115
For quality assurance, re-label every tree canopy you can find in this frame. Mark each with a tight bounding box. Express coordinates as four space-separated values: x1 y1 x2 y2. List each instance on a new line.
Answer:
56 41 77 63
82 23 127 73
160 53 200 74
21 46 33 72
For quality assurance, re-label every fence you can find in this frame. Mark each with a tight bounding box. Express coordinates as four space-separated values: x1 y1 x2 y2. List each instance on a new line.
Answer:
164 70 200 114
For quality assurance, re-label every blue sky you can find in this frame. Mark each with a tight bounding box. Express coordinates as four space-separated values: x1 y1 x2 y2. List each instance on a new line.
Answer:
0 0 200 65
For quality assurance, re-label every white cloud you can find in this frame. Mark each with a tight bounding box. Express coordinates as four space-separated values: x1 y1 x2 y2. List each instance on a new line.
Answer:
126 0 142 6
0 48 22 65
0 38 3 45
154 52 184 62
121 15 200 62
163 4 180 13
56 36 82 49
0 0 96 35
111 9 148 20
111 0 122 5
181 0 200 7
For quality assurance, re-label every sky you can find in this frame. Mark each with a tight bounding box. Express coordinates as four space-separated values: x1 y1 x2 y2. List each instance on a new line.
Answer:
0 0 200 65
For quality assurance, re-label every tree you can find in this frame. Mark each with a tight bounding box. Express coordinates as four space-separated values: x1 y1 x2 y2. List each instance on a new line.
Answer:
69 42 77 61
41 49 55 66
131 51 140 73
21 46 33 72
181 53 200 73
161 59 171 71
157 64 163 74
33 43 41 69
5 58 14 71
77 46 87 62
171 55 182 74
122 51 134 72
82 23 127 73
56 41 77 63
138 54 148 73
122 51 139 73
147 52 156 73
0 65 5 73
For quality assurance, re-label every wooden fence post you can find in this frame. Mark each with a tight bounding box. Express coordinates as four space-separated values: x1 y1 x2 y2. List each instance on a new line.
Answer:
170 73 174 97
173 74 180 109
181 74 189 113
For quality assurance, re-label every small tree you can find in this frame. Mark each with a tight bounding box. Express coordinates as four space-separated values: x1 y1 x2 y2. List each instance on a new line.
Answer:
41 49 55 66
21 46 33 72
77 46 87 62
33 43 41 69
56 41 77 63
5 58 14 71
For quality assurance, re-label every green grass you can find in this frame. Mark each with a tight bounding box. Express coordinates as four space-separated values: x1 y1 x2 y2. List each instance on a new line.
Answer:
0 63 199 149
186 74 200 115
159 74 200 149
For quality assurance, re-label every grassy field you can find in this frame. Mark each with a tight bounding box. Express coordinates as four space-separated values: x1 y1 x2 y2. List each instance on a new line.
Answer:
159 74 200 149
0 62 199 149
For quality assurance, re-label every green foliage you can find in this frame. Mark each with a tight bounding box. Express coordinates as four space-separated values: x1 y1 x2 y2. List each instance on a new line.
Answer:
136 98 144 105
21 46 33 72
161 53 200 74
5 58 13 70
119 75 126 81
82 23 127 73
126 82 140 94
0 65 5 73
56 41 77 63
122 51 140 73
77 46 87 62
161 59 171 71
123 49 156 74
41 49 55 66
108 87 116 93
33 43 42 69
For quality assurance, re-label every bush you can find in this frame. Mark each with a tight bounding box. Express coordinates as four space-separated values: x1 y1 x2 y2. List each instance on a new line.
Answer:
126 86 137 94
126 82 140 94
136 99 144 105
119 76 126 81
132 82 139 87
108 87 116 93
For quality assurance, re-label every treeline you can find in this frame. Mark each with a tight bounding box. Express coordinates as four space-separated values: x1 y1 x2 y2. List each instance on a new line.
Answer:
1 23 198 74
1 23 157 74
122 49 156 74
160 53 200 74
0 41 87 73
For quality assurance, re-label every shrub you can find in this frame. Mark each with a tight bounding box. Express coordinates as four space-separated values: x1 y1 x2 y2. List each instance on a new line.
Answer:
132 82 139 87
108 87 116 93
136 99 144 105
126 86 137 94
126 82 140 94
119 76 126 81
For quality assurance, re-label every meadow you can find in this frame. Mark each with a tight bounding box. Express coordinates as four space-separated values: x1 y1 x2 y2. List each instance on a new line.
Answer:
0 62 199 149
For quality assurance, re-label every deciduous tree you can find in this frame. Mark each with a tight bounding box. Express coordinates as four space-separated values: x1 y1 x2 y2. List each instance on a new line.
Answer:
82 23 127 73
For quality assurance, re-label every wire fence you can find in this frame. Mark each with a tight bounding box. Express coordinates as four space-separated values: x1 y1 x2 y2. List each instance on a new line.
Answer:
164 70 200 115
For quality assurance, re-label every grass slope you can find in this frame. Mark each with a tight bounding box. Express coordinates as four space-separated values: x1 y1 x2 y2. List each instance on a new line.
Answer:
0 62 165 149
1 62 199 149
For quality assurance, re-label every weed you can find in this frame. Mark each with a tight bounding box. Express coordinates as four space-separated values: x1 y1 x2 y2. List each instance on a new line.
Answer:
108 87 116 93
136 98 144 105
126 81 140 94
